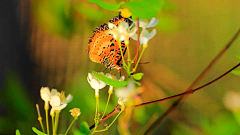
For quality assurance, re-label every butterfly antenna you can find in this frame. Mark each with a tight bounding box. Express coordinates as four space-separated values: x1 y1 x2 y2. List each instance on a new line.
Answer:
139 62 150 64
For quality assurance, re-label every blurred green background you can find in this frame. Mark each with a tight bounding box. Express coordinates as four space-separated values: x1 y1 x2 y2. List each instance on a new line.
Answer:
1 0 240 134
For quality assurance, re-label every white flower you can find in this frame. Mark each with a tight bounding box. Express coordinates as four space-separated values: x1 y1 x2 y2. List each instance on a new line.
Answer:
118 98 128 108
223 91 240 111
50 91 73 116
115 80 136 100
40 87 51 103
40 87 58 108
131 29 157 47
87 72 107 96
139 17 159 30
107 22 137 44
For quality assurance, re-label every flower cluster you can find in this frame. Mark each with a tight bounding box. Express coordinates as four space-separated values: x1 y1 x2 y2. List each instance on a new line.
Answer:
40 87 73 116
107 21 137 45
131 17 159 47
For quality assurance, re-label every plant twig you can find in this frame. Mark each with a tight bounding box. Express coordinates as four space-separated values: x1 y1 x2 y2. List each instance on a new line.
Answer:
144 27 240 134
89 104 121 130
88 61 240 130
130 62 240 108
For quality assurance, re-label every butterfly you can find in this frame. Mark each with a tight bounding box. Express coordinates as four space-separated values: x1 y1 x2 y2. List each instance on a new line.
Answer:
88 14 132 70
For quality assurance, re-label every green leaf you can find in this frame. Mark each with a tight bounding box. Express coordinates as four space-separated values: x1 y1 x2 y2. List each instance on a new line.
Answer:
231 70 240 76
121 0 163 19
132 79 141 86
92 71 129 87
16 129 21 135
32 127 47 135
132 73 144 80
79 121 91 135
87 0 123 11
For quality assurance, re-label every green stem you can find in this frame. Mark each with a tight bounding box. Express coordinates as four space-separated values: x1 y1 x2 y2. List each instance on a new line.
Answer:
51 115 55 134
95 109 124 132
133 47 146 72
126 43 131 62
53 111 61 135
101 91 112 120
64 118 77 135
91 95 100 135
36 104 46 133
38 117 45 133
45 108 50 135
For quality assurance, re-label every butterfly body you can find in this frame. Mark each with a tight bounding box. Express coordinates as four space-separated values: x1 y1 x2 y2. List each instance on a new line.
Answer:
88 14 132 70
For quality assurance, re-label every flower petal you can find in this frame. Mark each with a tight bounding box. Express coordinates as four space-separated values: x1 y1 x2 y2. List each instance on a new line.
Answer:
90 79 98 89
139 19 147 29
131 34 138 41
128 27 137 37
146 17 159 28
88 73 93 81
121 22 129 30
53 104 67 110
40 87 51 101
50 95 61 107
140 37 149 44
61 94 73 104
148 29 157 40
51 89 60 96
50 108 56 116
141 29 149 37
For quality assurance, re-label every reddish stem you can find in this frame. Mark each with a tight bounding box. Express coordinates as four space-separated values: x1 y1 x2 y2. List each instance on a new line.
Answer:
130 62 240 108
89 104 121 130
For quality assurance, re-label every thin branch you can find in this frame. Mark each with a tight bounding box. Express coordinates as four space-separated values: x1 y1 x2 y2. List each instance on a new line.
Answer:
89 62 240 130
89 105 121 130
145 27 240 134
130 62 240 108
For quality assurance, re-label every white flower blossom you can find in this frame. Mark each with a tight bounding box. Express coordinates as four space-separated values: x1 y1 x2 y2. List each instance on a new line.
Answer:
139 17 159 30
131 17 158 46
40 87 51 108
115 80 136 100
50 91 73 116
87 72 107 96
132 29 157 47
40 87 62 109
107 22 137 44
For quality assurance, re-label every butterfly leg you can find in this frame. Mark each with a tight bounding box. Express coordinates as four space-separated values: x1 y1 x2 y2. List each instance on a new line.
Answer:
103 67 108 73
114 69 120 76
97 65 104 72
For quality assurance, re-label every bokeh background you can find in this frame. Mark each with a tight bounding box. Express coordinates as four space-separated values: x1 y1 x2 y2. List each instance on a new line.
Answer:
1 0 240 134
